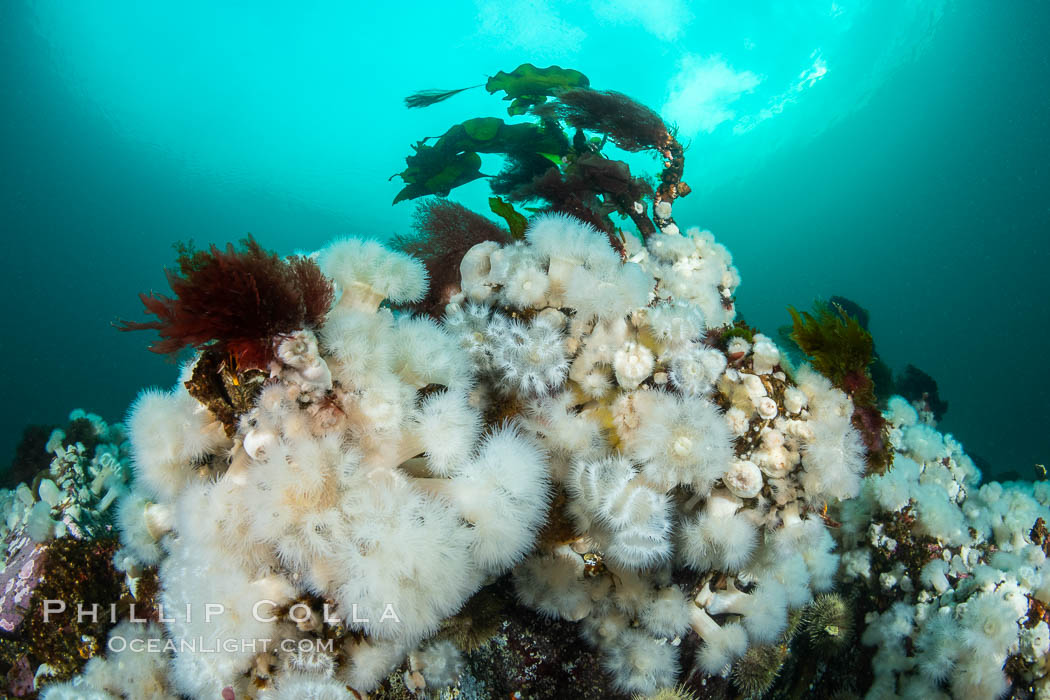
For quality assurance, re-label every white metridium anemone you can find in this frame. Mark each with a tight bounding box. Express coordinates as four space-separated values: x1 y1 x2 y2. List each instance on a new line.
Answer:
577 365 614 399
754 396 778 420
640 585 692 638
513 549 595 621
413 424 550 573
525 213 621 287
332 469 481 644
567 454 673 569
117 490 173 565
319 238 427 312
443 302 493 373
613 341 655 390
458 240 500 302
800 417 866 501
488 314 569 395
725 407 749 436
771 503 839 591
318 306 395 387
504 263 550 308
602 627 680 694
339 637 412 693
350 377 415 436
621 392 733 493
750 334 781 374
669 345 726 397
580 317 630 364
752 427 796 479
688 604 749 675
162 542 296 698
885 394 919 427
43 620 176 700
390 315 470 389
726 336 751 359
903 423 946 463
564 259 654 322
272 329 332 397
126 385 227 502
679 488 758 572
409 390 482 477
783 386 808 414
959 592 1021 654
647 300 705 349
410 639 464 689
723 459 763 499
700 577 789 644
521 390 602 461
647 230 696 262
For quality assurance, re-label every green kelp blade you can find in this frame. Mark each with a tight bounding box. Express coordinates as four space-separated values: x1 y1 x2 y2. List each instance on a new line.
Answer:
393 147 485 204
538 152 565 168
489 197 528 240
434 119 568 158
462 117 503 142
486 64 590 115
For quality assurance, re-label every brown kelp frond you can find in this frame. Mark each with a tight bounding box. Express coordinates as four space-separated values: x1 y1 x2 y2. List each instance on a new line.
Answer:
118 237 334 370
393 63 688 242
556 88 670 153
404 84 483 109
392 199 512 318
787 301 874 395
787 300 892 473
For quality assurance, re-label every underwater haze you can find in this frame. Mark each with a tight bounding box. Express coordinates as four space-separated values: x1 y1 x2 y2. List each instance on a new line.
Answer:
1 0 1048 480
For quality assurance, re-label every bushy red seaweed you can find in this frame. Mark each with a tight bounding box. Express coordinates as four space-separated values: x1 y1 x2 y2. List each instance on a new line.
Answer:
393 199 512 318
555 88 670 153
118 237 333 370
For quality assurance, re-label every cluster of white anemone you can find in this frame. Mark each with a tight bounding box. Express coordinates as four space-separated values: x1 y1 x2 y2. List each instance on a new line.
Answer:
48 211 878 698
61 238 550 700
0 409 129 549
837 395 1050 700
447 212 867 694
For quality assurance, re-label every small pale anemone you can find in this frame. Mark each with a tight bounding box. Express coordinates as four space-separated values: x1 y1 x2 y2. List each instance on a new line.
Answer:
488 314 569 396
669 345 726 397
750 335 781 374
647 300 705 349
443 302 493 373
722 459 763 499
577 366 614 399
614 341 655 390
504 264 550 308
458 241 499 303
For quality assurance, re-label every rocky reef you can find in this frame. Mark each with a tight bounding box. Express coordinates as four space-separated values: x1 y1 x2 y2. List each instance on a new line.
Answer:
1 64 1047 700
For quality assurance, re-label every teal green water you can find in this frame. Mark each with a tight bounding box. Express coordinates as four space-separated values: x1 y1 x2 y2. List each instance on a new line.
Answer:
2 1 1047 478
